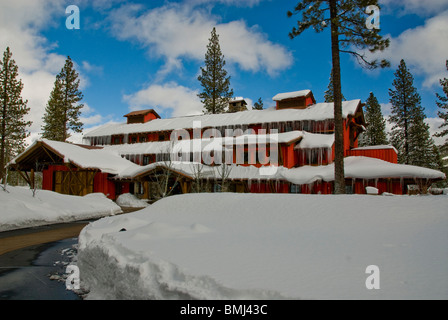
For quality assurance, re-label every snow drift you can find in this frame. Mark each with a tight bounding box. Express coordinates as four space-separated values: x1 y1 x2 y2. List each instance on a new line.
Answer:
0 186 122 232
77 193 448 300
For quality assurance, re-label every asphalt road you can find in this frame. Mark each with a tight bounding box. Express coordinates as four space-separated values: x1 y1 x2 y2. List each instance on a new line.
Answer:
0 222 89 256
0 207 143 300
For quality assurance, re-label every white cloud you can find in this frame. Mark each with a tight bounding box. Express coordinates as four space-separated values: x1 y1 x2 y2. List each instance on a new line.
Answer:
188 0 266 8
366 10 448 88
380 102 392 117
379 0 448 16
109 2 292 78
124 82 203 117
425 117 446 146
0 1 66 146
82 61 104 75
0 0 104 146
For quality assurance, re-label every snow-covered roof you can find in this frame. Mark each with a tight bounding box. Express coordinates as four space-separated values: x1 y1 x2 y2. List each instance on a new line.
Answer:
294 132 334 149
84 100 362 138
10 139 140 175
11 140 445 185
117 161 287 181
272 90 312 101
351 145 398 153
103 130 305 156
281 156 446 185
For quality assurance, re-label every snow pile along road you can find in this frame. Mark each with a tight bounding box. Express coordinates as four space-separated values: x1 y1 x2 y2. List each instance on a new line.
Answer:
77 193 448 300
0 186 122 232
116 193 149 208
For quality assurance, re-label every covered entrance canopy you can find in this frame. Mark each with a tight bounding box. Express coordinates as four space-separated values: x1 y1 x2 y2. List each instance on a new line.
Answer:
7 139 136 198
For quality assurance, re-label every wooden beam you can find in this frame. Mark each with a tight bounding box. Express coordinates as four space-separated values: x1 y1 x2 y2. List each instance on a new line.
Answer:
30 169 35 190
16 168 32 187
41 145 58 163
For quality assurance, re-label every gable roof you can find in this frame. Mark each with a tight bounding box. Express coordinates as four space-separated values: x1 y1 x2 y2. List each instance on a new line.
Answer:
272 90 312 101
9 139 139 175
124 109 161 119
84 100 362 138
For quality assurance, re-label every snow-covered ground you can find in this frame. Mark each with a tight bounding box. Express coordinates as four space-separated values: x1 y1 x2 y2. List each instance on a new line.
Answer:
0 186 122 232
116 193 149 208
77 193 448 300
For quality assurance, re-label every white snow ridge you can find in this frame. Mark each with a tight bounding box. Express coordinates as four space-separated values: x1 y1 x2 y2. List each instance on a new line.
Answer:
77 193 448 300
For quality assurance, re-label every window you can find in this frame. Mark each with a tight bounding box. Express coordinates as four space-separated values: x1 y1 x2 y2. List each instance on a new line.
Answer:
214 184 222 193
143 155 150 166
135 182 144 195
290 184 301 194
345 185 353 194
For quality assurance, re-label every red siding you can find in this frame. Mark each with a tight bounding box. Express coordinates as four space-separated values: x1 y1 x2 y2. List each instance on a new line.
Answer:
144 112 158 123
305 96 314 106
42 165 70 191
93 172 116 200
347 148 398 163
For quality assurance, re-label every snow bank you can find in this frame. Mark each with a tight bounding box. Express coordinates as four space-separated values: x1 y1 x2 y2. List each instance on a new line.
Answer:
77 193 448 299
282 156 446 185
366 186 379 195
116 193 149 208
0 186 122 232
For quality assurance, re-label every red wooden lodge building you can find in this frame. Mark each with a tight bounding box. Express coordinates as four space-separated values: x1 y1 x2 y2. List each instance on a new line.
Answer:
8 90 445 201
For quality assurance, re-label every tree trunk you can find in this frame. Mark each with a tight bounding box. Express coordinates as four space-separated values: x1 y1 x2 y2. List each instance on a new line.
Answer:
0 65 8 183
329 0 345 194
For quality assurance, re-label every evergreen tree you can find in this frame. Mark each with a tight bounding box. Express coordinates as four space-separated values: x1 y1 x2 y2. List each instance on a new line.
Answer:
253 97 264 110
0 47 32 183
360 92 388 146
324 68 345 103
434 60 448 152
288 0 390 194
407 107 441 170
389 59 441 169
198 27 233 114
388 59 421 165
42 78 65 141
41 56 83 141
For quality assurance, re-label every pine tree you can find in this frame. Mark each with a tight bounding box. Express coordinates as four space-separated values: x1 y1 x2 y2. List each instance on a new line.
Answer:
434 60 448 152
360 92 388 146
388 59 421 165
198 27 233 114
0 47 32 183
407 106 441 170
41 56 83 141
288 0 390 194
324 68 345 103
389 59 441 169
42 78 65 141
253 97 264 110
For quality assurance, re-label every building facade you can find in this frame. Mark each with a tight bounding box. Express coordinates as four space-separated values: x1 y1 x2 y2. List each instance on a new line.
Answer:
9 90 445 201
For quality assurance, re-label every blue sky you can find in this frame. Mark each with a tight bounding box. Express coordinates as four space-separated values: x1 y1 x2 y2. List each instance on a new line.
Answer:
1 0 447 144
